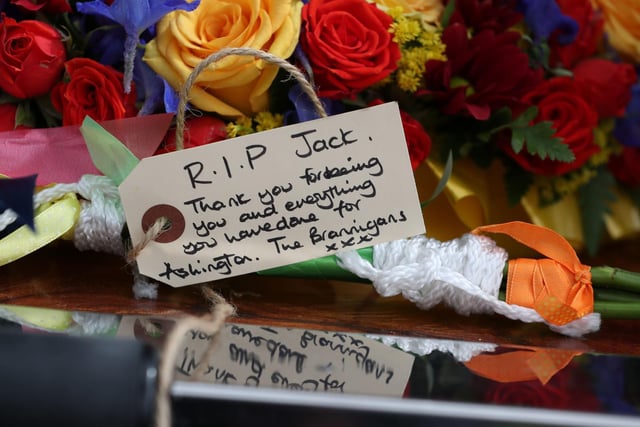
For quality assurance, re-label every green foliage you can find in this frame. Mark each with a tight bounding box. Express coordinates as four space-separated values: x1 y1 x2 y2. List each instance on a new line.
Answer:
15 101 36 128
80 116 140 185
508 107 574 162
578 168 617 256
479 107 574 162
440 0 456 27
422 150 453 208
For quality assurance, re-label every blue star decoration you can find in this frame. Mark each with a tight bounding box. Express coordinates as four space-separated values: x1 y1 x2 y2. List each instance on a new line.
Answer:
77 0 201 93
0 175 37 235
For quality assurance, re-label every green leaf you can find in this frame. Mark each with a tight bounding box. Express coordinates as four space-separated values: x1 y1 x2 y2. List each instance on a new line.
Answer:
549 67 574 78
578 169 617 256
15 101 36 128
517 121 574 162
441 0 456 27
80 116 140 185
503 159 534 206
35 95 62 128
513 106 538 125
422 150 453 208
510 132 526 153
480 106 574 163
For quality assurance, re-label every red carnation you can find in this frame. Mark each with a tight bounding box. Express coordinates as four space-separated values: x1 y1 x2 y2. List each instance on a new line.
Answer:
609 147 640 188
449 0 523 34
421 24 544 120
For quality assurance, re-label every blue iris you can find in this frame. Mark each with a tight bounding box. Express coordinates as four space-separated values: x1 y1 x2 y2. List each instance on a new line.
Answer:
77 0 200 93
517 0 578 44
614 82 640 148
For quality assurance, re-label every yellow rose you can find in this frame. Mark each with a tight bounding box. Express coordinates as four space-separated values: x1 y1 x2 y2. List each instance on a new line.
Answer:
372 0 443 23
591 0 640 63
144 0 302 117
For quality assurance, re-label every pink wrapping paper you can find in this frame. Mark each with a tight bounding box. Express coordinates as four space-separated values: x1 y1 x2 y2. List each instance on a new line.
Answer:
0 114 173 185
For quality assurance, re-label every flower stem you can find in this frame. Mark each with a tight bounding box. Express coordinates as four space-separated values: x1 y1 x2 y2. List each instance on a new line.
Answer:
590 266 640 294
594 288 640 303
594 301 640 319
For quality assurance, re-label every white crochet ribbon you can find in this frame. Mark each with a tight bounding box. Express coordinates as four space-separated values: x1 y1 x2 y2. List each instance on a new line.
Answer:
368 334 498 362
337 234 601 337
34 174 126 255
1 174 159 299
0 174 125 255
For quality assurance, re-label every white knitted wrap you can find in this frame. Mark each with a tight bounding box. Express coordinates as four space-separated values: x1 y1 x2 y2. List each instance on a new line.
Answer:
337 234 600 337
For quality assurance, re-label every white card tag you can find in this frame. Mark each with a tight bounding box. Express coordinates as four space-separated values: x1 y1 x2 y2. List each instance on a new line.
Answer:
119 102 425 286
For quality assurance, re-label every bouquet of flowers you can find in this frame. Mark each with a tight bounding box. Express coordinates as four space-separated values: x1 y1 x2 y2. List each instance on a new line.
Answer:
1 0 640 335
1 0 638 254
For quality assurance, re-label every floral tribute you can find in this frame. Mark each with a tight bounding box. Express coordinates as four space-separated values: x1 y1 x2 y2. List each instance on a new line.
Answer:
0 0 639 256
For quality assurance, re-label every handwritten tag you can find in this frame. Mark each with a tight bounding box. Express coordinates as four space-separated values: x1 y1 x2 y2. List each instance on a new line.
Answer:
119 102 425 286
117 318 413 397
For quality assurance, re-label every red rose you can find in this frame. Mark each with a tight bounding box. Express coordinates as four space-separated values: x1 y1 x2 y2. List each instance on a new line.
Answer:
609 146 640 188
51 58 137 126
422 24 543 120
300 0 401 99
0 16 66 99
10 0 72 14
549 0 604 69
402 110 432 170
502 77 600 176
0 103 29 131
573 58 637 119
369 99 432 169
155 116 228 155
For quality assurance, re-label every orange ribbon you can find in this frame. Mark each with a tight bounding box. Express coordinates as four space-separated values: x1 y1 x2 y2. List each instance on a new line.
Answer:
464 347 581 385
472 221 593 326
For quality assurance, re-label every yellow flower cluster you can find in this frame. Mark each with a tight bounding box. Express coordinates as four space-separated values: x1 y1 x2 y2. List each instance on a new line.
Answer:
538 120 621 202
226 112 284 138
538 168 598 203
387 8 446 92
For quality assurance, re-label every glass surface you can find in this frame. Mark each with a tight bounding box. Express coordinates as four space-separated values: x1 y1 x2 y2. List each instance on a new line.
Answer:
2 308 640 427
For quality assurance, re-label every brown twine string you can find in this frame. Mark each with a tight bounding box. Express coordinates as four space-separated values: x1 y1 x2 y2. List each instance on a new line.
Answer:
155 287 235 427
125 47 326 427
175 46 328 150
126 217 168 265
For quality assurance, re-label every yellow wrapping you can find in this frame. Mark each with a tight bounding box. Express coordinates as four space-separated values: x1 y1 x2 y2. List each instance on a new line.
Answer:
418 159 640 256
0 193 80 266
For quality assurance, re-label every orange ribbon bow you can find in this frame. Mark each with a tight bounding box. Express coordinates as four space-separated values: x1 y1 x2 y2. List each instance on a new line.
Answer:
464 347 581 385
473 221 594 326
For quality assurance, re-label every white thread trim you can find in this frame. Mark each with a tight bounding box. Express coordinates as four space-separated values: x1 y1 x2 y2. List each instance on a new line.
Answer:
337 234 601 337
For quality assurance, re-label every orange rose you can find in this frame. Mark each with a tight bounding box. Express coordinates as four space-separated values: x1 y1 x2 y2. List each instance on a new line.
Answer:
591 0 640 63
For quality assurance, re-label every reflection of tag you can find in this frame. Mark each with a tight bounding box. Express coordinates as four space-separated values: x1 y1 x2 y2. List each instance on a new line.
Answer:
120 103 425 287
117 317 414 398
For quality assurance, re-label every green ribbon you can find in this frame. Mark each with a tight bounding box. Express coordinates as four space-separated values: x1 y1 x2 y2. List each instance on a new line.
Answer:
258 247 373 282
